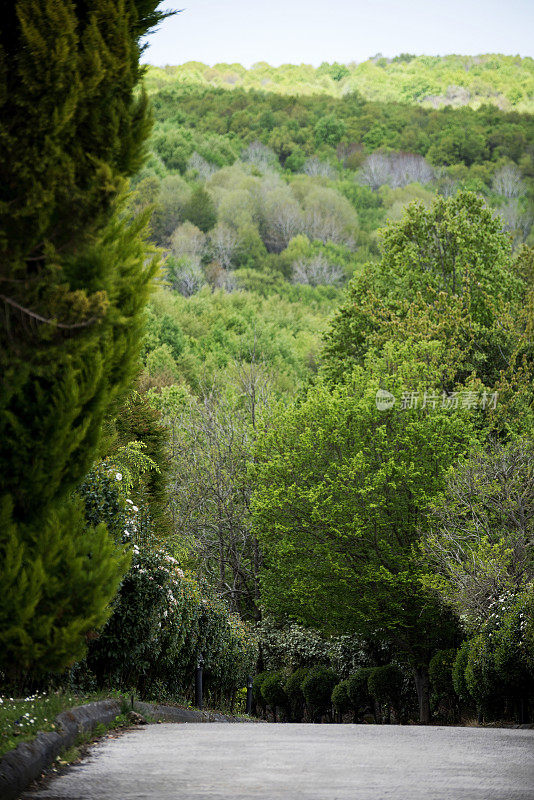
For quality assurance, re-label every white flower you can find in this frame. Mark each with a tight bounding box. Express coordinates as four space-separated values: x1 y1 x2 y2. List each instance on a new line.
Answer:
126 499 133 505
116 472 122 481
132 506 138 513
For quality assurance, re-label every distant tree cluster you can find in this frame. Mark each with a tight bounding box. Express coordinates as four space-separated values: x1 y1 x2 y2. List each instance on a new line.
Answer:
145 55 534 112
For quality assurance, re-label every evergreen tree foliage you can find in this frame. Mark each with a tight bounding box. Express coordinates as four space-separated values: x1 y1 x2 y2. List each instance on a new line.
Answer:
183 186 217 232
0 496 130 675
0 0 169 673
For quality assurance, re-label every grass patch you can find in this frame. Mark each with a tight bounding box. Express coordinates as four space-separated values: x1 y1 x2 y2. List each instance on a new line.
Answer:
0 690 126 757
56 745 81 766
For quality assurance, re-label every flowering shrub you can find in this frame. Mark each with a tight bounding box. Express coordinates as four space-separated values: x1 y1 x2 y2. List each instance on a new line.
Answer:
198 596 257 703
75 447 257 708
257 617 367 675
256 618 331 670
86 545 257 705
492 589 534 697
78 446 154 546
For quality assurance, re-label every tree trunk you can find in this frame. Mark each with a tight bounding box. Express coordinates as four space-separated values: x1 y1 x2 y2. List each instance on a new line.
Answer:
413 666 431 724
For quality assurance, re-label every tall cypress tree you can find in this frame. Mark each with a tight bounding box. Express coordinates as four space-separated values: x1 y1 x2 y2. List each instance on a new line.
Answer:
0 0 171 674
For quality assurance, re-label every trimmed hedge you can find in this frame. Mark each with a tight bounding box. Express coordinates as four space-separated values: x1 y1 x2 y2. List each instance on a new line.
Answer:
367 664 403 723
346 667 374 711
452 641 471 704
252 671 270 716
284 667 310 722
261 672 288 720
331 679 351 716
302 667 338 720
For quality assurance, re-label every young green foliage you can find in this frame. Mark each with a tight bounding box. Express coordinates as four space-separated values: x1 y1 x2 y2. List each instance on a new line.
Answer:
252 361 472 720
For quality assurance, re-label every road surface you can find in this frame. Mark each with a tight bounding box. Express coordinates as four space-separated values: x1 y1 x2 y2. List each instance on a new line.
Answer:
23 723 534 800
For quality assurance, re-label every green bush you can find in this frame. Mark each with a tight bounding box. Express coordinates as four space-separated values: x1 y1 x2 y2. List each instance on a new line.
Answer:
252 671 270 715
368 664 403 722
346 667 374 711
261 672 288 719
87 545 257 704
331 680 351 716
466 590 534 721
429 649 457 716
452 641 471 704
465 634 499 715
284 667 310 721
78 463 138 544
302 666 338 720
255 618 331 672
491 590 534 703
452 592 534 723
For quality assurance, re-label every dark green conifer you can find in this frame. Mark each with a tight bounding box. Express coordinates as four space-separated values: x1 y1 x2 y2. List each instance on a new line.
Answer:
0 0 170 673
183 186 217 232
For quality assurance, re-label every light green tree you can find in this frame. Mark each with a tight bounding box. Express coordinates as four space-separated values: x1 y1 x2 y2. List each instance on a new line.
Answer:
252 353 475 722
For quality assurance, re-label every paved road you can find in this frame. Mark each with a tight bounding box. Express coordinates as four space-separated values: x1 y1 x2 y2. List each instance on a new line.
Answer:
23 723 534 800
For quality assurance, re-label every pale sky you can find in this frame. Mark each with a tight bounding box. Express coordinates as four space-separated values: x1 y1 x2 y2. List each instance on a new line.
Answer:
142 0 534 67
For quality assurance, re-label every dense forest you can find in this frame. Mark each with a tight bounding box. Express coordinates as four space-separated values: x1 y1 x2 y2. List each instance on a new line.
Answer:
1 33 533 735
122 61 534 723
134 65 534 400
145 55 534 112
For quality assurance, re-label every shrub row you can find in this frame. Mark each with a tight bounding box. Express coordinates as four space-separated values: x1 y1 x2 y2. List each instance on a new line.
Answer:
253 663 411 723
432 589 534 723
256 587 534 725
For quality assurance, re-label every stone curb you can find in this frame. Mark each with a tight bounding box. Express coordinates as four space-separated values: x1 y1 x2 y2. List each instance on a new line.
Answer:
134 701 260 723
0 698 122 800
